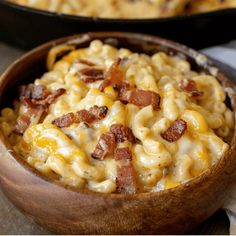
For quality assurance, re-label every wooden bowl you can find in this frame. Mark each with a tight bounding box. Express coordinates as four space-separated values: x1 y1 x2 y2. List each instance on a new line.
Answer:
0 32 236 234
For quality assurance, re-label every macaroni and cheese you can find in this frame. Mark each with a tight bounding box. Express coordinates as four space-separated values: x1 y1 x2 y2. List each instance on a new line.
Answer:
0 40 234 194
8 0 236 19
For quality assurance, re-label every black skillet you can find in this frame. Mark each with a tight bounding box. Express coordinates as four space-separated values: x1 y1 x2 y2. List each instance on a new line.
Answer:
0 0 236 50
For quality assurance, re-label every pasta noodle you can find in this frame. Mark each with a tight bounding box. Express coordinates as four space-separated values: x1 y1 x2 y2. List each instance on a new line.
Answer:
0 40 234 193
8 0 236 19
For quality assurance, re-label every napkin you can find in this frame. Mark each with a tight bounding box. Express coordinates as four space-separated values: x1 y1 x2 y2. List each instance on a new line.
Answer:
202 41 236 70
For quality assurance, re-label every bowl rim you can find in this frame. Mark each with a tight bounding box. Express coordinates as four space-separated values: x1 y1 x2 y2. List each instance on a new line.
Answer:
3 0 236 23
0 31 236 199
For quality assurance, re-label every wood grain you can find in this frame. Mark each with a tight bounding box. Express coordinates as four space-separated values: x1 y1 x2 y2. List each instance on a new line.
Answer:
0 32 236 234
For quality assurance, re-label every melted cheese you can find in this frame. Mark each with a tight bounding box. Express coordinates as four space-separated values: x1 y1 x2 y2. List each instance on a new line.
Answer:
9 0 236 19
0 40 234 193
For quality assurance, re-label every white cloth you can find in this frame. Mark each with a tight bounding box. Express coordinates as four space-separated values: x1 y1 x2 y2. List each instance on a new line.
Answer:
202 40 236 70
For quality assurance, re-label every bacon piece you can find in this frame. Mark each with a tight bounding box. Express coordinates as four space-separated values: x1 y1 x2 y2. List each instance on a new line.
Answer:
89 105 108 120
76 109 96 125
129 90 161 110
121 89 161 111
110 124 135 143
19 84 66 108
31 85 50 100
19 84 50 101
118 82 131 103
16 84 65 134
77 59 95 67
79 68 104 83
91 132 116 160
42 88 66 106
115 147 137 194
114 147 133 161
161 119 187 142
14 107 44 135
76 105 108 125
22 97 37 108
52 113 76 128
52 106 108 128
14 115 31 135
99 58 124 91
179 79 203 98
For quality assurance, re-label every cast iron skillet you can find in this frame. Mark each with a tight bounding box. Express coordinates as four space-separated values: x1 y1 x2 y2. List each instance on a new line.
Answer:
0 0 236 50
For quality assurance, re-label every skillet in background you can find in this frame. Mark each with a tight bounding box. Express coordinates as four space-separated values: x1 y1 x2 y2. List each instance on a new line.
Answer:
0 0 236 50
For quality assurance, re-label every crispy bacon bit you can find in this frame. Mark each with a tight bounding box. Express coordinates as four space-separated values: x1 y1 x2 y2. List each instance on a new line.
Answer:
122 89 161 111
14 107 44 135
118 82 131 102
19 84 66 108
89 105 108 120
129 90 161 110
77 59 95 67
52 105 108 128
76 109 96 125
43 88 66 106
99 58 124 91
115 147 137 194
78 68 104 83
114 147 132 161
110 124 135 143
19 84 50 101
32 85 50 100
76 105 108 125
91 132 115 160
179 79 203 98
14 115 31 135
161 119 187 142
52 113 76 128
15 84 65 134
22 97 37 108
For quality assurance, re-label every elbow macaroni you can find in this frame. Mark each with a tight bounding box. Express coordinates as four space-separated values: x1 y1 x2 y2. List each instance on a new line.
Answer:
0 40 234 193
8 0 236 19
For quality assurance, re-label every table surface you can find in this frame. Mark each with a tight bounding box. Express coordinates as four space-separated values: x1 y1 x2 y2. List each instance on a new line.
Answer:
0 41 233 235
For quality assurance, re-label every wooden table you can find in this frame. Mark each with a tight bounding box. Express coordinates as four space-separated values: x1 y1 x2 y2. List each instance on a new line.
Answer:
0 41 232 235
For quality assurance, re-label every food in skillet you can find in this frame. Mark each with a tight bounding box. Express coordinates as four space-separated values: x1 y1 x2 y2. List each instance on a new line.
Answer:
0 40 234 194
188 0 236 14
8 0 236 19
